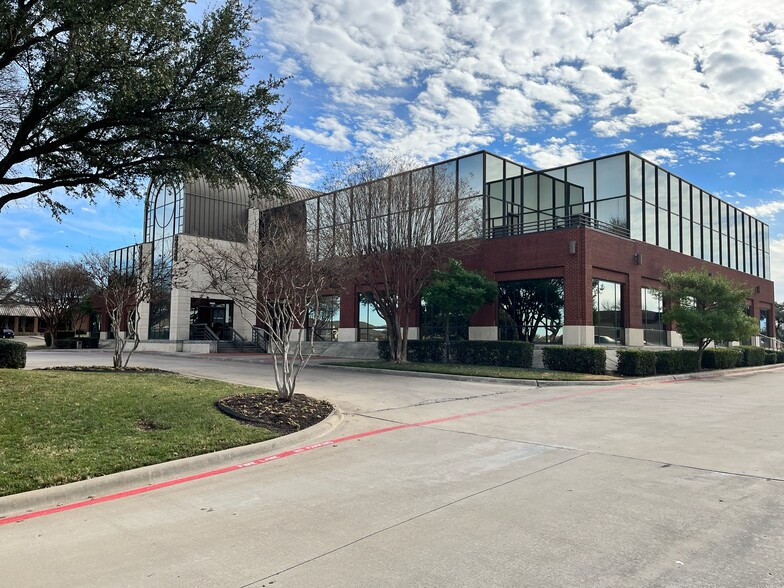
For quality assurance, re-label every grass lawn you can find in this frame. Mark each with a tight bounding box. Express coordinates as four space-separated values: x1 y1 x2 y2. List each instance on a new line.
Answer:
0 369 279 497
326 361 619 381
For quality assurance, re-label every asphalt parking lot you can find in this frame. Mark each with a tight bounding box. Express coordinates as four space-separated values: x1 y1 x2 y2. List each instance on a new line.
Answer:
2 351 783 587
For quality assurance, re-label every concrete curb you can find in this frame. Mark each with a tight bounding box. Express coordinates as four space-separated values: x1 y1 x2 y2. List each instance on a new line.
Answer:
0 407 344 519
316 361 784 388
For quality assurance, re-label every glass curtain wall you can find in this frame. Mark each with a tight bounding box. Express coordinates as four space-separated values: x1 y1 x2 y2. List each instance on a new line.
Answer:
593 279 624 344
358 293 387 341
641 287 666 345
309 295 340 342
544 152 770 279
144 180 183 340
497 278 564 343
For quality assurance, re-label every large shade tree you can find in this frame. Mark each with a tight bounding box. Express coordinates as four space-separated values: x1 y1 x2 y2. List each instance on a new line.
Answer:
0 0 297 217
660 267 758 368
16 260 93 347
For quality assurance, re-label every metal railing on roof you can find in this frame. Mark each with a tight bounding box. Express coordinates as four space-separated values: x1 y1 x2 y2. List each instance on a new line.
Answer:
484 214 630 240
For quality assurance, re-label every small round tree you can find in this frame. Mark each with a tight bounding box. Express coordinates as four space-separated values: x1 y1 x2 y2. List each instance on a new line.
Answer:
421 259 497 362
660 267 758 369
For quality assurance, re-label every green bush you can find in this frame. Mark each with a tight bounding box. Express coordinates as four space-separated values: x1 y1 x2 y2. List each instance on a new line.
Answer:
44 331 79 347
450 341 534 368
377 340 444 363
0 340 27 368
764 350 777 365
616 349 655 377
778 351 784 363
655 350 700 374
543 346 606 374
701 348 741 369
737 346 766 367
57 337 100 350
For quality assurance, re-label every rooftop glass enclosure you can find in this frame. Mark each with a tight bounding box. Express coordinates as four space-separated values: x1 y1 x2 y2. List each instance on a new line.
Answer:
299 150 770 280
542 152 770 279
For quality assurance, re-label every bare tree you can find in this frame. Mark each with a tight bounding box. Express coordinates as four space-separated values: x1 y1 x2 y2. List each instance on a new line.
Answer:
321 154 482 362
0 268 14 304
82 246 155 368
185 211 342 401
16 260 93 348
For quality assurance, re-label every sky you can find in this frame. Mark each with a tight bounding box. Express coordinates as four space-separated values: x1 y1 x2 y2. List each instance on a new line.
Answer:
1 0 783 296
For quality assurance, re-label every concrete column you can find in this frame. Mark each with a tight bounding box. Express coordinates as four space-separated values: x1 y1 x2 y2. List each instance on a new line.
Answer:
625 328 645 347
563 325 595 346
667 331 684 348
168 288 192 341
338 327 357 342
407 327 419 341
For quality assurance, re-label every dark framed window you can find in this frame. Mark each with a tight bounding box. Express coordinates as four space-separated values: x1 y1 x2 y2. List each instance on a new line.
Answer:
358 293 386 341
498 278 564 343
641 287 666 346
593 279 624 344
419 301 468 341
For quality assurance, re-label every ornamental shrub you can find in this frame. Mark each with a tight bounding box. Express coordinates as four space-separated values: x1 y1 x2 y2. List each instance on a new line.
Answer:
450 341 534 368
0 340 27 368
655 350 700 374
377 340 444 363
778 351 784 363
736 346 765 367
764 350 777 365
543 346 606 374
701 348 741 369
616 349 656 377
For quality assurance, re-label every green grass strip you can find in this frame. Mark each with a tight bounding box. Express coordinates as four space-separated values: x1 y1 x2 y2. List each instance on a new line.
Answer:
325 361 620 381
0 370 277 496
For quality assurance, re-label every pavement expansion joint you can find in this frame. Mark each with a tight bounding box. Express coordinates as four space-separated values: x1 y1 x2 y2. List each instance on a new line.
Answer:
238 451 590 588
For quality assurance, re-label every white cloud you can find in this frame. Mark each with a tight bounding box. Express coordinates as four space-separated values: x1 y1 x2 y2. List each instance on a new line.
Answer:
640 148 679 166
769 237 784 299
741 200 784 219
513 137 585 169
778 157 784 164
750 132 784 146
290 116 353 151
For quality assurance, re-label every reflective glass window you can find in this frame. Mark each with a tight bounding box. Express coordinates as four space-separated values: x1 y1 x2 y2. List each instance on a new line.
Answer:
596 197 627 229
682 184 692 220
630 198 643 240
629 155 643 198
642 287 665 345
682 221 692 256
596 154 626 199
702 192 711 227
309 295 340 342
498 279 564 343
457 153 483 196
547 168 565 180
669 175 680 214
566 163 594 202
434 162 456 203
711 197 719 231
555 180 565 209
644 204 657 245
658 207 668 247
457 196 483 240
358 293 387 341
702 226 711 261
505 161 522 180
670 214 680 252
593 279 624 344
523 175 538 210
644 162 656 203
485 154 504 184
539 176 554 210
657 169 668 209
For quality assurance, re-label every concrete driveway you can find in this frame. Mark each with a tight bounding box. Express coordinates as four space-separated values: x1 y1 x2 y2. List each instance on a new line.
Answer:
2 350 783 587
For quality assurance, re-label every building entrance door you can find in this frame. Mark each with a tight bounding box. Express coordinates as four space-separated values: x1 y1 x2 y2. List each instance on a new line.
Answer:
190 299 234 340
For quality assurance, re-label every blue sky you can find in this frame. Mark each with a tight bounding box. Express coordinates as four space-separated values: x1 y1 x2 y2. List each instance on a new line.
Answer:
2 0 783 296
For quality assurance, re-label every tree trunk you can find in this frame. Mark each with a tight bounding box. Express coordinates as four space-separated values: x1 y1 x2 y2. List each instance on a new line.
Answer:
444 315 451 363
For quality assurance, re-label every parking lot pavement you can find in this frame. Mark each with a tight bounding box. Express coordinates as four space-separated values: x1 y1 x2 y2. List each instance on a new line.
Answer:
3 352 783 586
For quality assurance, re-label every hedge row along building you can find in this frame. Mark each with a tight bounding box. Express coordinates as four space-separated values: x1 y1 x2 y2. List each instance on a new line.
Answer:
105 150 775 352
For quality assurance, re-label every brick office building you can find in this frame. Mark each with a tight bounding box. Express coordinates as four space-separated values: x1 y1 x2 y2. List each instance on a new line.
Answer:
109 150 775 351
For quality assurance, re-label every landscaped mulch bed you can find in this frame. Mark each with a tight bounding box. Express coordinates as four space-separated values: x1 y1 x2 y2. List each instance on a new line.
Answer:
217 393 333 435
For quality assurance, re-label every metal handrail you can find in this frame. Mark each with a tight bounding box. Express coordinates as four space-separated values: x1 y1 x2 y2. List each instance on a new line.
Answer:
251 326 267 352
484 213 630 240
189 323 219 341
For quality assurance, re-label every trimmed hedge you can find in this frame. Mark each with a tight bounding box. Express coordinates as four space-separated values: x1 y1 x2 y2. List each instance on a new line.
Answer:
377 340 445 362
57 337 100 350
451 341 534 368
616 349 656 377
543 346 606 374
377 339 533 368
778 351 784 363
737 345 766 367
701 348 741 369
764 350 778 365
0 340 27 368
655 350 700 374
